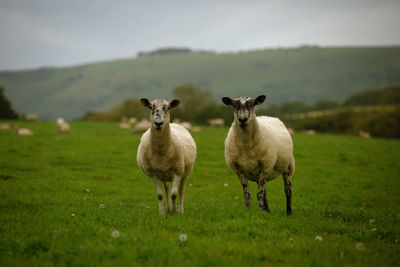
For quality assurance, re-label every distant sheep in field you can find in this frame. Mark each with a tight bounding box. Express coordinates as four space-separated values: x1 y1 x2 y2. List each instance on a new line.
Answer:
303 129 316 136
25 114 38 121
137 98 196 214
56 118 70 133
222 95 295 215
359 130 371 139
179 121 192 132
207 118 225 127
192 126 201 133
287 128 294 136
128 117 138 124
132 119 151 133
0 123 11 130
15 126 34 136
119 122 131 129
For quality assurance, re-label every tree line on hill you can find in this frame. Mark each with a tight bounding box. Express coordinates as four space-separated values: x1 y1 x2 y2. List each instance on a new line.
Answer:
82 85 400 138
1 81 399 138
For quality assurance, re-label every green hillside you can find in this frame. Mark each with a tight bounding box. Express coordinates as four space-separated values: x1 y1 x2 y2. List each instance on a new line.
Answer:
1 46 400 120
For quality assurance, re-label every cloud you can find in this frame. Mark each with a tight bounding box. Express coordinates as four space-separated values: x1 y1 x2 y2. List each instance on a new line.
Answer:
0 0 399 70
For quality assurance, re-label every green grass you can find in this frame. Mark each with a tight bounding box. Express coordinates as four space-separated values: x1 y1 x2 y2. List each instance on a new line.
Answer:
1 46 400 120
0 121 399 266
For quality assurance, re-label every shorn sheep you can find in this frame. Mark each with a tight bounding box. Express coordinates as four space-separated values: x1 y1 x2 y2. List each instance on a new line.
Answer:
137 98 196 214
222 95 295 215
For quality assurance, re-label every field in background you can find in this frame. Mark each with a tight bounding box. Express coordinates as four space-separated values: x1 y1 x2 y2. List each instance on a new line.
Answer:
0 122 399 266
1 46 400 120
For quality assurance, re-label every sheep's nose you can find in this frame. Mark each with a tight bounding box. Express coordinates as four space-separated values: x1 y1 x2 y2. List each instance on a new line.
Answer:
238 117 248 123
155 121 164 127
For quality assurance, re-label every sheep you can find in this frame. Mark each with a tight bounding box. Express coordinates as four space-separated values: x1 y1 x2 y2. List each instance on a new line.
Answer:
207 118 225 127
359 130 371 139
119 122 131 129
179 121 192 132
56 118 70 133
222 95 295 215
59 122 70 133
120 116 128 123
25 114 38 121
0 123 11 130
132 118 151 133
303 129 316 136
15 126 34 136
128 117 138 124
192 126 201 133
137 98 196 215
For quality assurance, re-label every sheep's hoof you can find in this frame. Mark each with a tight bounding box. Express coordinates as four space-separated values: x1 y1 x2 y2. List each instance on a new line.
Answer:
167 210 176 215
286 210 292 216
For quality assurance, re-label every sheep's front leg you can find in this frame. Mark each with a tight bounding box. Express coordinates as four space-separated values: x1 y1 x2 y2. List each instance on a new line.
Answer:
238 174 251 211
257 178 269 212
283 173 292 215
163 182 173 214
171 175 182 213
152 178 164 215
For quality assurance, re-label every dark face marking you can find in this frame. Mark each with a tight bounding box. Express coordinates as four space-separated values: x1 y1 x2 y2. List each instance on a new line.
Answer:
140 98 180 130
222 95 266 128
233 97 255 128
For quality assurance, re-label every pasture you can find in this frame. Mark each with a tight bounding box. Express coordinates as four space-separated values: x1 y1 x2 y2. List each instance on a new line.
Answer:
0 121 399 266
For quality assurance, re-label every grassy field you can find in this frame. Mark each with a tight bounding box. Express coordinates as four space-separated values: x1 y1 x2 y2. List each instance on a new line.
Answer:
0 121 399 266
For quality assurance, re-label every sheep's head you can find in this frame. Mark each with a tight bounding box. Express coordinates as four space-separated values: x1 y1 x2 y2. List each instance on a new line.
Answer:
140 98 180 130
222 95 266 128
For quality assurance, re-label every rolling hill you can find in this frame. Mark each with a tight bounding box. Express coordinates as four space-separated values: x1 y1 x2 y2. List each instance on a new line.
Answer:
1 46 400 120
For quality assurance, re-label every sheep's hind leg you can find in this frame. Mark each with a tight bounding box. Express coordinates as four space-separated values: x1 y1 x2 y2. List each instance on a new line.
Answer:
283 173 292 215
163 182 173 214
171 175 182 214
152 178 164 215
178 175 188 214
238 174 251 211
257 178 269 212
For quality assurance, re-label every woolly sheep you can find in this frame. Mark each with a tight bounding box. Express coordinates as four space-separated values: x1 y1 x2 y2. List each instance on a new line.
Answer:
56 118 65 125
15 126 34 136
59 122 70 133
119 122 131 129
222 95 295 215
359 130 371 139
128 117 138 124
56 118 70 133
137 98 196 214
303 129 316 136
207 118 225 127
25 114 38 121
0 123 11 130
132 119 151 133
179 121 192 132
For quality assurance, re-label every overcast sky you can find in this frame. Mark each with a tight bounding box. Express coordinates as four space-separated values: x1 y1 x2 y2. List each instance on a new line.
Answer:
0 0 399 71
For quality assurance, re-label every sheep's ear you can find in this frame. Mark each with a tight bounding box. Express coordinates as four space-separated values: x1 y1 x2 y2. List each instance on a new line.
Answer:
222 97 233 106
254 95 266 105
169 99 180 109
140 98 152 109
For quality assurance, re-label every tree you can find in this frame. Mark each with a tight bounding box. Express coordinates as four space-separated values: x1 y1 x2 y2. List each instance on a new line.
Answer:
0 86 18 119
172 84 214 121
